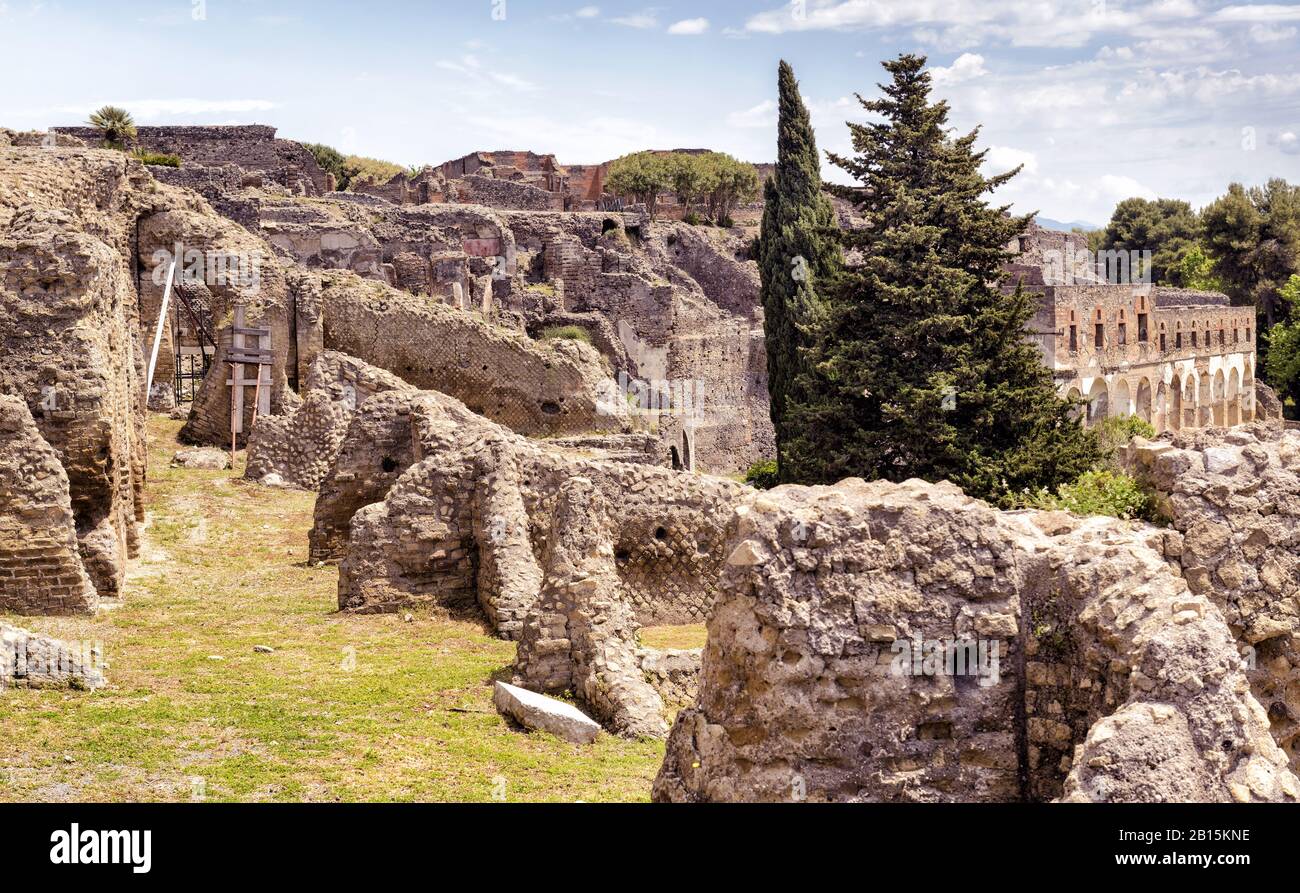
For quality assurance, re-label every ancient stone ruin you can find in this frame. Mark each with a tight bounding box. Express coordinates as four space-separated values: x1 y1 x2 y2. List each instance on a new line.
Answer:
1 621 103 690
1 123 1293 803
1124 423 1300 770
654 474 1297 803
0 396 96 615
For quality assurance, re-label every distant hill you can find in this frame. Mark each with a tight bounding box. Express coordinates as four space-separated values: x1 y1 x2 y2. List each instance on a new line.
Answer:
1036 216 1101 233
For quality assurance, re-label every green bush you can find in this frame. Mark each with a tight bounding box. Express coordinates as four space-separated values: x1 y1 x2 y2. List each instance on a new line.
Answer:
682 211 702 226
1098 414 1156 459
133 149 181 167
743 459 780 490
1017 470 1160 522
541 325 592 344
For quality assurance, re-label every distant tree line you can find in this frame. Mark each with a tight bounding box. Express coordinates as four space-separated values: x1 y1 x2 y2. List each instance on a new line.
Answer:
604 151 761 225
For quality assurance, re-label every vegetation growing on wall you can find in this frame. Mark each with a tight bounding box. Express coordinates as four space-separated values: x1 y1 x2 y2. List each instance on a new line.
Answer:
305 142 408 191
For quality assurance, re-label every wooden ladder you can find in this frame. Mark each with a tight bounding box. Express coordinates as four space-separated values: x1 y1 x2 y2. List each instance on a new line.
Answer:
226 303 272 462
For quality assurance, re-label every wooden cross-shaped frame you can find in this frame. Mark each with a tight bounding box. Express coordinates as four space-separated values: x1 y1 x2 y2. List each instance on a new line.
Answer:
226 303 272 459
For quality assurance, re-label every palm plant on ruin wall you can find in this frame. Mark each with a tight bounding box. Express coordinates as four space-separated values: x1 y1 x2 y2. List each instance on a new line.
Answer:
87 106 137 149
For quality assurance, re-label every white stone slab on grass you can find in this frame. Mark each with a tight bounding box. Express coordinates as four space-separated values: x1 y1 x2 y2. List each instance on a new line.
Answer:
493 681 600 744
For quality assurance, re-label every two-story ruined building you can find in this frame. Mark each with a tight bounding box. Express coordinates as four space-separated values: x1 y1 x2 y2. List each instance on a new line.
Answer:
1008 223 1256 434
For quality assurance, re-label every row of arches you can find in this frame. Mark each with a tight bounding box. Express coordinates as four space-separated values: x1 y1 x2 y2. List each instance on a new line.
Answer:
1067 364 1254 433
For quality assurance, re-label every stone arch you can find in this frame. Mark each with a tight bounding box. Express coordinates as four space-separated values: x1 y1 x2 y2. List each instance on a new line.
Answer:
1227 368 1242 426
1212 369 1227 427
1169 376 1183 431
1112 378 1132 417
1134 378 1153 425
1244 356 1256 421
1198 372 1213 428
1182 374 1198 429
1064 386 1084 424
1087 379 1109 427
1154 379 1168 433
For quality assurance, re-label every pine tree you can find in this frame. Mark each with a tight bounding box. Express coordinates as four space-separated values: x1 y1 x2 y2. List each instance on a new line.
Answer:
758 61 839 480
783 54 1101 503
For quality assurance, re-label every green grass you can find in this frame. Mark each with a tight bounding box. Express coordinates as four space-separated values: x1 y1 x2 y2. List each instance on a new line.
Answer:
541 325 592 344
0 416 663 802
640 624 707 651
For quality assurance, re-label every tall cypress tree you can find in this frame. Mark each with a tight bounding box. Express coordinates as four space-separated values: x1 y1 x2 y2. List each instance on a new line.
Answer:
758 61 838 479
783 54 1101 502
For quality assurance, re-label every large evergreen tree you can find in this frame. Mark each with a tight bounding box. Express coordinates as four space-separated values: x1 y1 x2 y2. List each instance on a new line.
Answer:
758 61 839 480
783 54 1101 502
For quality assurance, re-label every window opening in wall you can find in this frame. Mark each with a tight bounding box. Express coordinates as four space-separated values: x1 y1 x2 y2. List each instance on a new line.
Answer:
1137 313 1148 342
1094 323 1104 349
1118 322 1127 346
1068 325 1077 352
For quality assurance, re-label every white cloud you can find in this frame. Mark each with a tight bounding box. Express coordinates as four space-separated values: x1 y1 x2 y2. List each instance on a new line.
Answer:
611 10 658 29
436 54 536 92
984 145 1038 175
1212 4 1300 23
1098 174 1158 201
490 72 539 92
1249 22 1297 42
551 5 602 22
668 18 710 35
744 0 1203 48
727 100 778 129
930 53 988 86
1278 131 1300 155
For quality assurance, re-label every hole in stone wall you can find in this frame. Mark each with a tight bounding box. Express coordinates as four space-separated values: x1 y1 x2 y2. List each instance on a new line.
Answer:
540 402 561 415
654 526 668 542
602 218 619 234
381 456 398 473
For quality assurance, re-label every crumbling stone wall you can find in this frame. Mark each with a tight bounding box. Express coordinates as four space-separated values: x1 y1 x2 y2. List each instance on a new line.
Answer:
55 125 329 196
0 396 96 614
452 175 561 211
308 389 425 563
1 622 103 690
316 270 621 437
0 191 148 598
1124 423 1300 772
654 478 1296 803
514 476 669 738
327 388 748 636
245 350 414 490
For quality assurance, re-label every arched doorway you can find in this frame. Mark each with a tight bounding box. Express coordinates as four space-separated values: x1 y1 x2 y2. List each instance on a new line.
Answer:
1135 378 1153 425
1212 370 1227 427
1154 379 1168 433
1113 378 1132 417
1065 387 1084 425
1199 372 1213 428
1227 368 1242 426
1087 380 1109 427
1244 357 1256 421
1170 377 1183 432
1183 375 1198 429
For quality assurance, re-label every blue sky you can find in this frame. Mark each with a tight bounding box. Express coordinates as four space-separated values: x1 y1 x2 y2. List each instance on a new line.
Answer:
2 0 1298 223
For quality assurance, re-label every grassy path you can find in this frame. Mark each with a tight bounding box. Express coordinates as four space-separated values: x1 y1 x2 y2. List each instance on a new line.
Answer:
0 416 666 802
